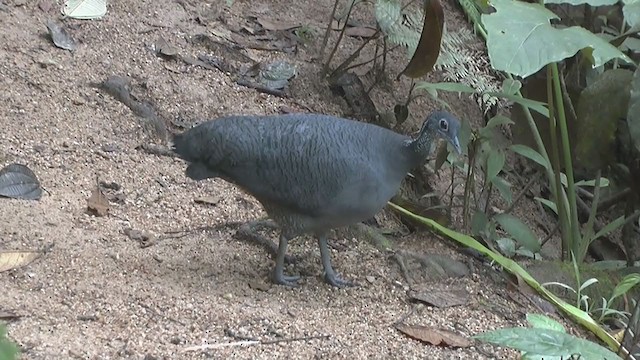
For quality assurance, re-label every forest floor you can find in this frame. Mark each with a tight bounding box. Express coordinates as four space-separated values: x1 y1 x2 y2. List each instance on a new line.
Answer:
0 0 580 359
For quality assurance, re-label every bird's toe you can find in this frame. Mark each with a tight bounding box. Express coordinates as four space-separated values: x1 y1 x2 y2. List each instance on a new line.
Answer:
324 273 356 288
273 272 301 287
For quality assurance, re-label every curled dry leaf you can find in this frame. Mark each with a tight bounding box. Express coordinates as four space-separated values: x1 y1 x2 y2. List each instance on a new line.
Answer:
395 323 472 348
345 26 377 38
0 163 43 200
0 251 41 272
45 18 76 51
256 17 302 31
155 36 179 57
399 0 444 78
87 183 109 216
410 289 470 308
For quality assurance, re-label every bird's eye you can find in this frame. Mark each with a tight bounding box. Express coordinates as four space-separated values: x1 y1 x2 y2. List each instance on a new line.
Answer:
439 119 448 131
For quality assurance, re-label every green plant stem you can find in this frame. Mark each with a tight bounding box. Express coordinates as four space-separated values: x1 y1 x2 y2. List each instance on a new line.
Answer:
551 63 582 261
582 169 602 245
546 66 570 260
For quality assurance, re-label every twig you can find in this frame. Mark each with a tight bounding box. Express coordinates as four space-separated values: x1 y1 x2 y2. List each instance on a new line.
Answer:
320 0 340 57
182 334 330 352
235 79 287 98
322 0 356 76
503 172 540 214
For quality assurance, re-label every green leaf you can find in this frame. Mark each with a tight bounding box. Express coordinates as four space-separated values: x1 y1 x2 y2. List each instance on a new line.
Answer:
623 0 640 28
471 210 489 235
610 273 640 301
591 215 625 242
485 115 514 129
574 69 633 171
535 197 558 214
387 202 620 351
575 178 610 187
510 144 550 169
487 92 549 117
495 213 541 252
492 176 513 204
481 0 631 78
544 0 616 5
0 325 19 360
474 328 622 359
526 314 566 332
501 78 522 95
496 237 516 257
628 67 640 153
486 148 506 183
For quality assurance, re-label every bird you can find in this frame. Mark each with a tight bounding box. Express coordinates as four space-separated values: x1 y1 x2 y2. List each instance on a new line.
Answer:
172 111 462 288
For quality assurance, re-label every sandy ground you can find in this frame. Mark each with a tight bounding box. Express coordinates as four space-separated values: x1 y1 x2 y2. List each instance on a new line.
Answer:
0 0 568 358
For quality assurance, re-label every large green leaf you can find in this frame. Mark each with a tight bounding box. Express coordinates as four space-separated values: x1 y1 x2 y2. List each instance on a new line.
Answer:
495 213 541 252
475 328 622 359
387 203 619 351
544 0 616 5
574 69 634 170
481 0 630 78
629 67 640 153
623 0 640 28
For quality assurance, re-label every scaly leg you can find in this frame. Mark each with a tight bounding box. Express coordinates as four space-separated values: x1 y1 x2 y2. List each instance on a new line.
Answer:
236 219 297 264
272 233 301 286
318 233 355 288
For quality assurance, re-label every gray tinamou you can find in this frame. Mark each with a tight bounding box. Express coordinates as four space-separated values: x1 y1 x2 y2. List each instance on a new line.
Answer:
172 111 461 288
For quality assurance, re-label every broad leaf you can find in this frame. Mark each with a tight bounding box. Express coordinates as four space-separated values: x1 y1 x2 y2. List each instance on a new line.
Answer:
400 0 445 78
0 163 43 200
623 0 640 28
495 213 541 252
629 67 640 153
526 314 566 332
475 327 622 359
482 0 630 78
486 148 506 182
510 144 549 170
610 273 640 301
544 0 616 5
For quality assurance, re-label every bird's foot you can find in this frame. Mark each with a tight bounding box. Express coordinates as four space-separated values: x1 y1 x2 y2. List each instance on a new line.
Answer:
273 272 301 287
324 272 356 288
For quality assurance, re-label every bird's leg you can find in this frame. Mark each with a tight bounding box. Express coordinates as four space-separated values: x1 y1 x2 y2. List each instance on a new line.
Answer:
272 233 301 286
236 219 298 264
318 233 355 288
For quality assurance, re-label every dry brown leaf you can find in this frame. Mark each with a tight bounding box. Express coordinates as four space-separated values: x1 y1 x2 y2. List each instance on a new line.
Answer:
0 250 41 272
256 17 301 31
87 184 109 216
410 289 469 308
400 0 444 78
395 323 472 348
155 36 179 57
345 26 377 38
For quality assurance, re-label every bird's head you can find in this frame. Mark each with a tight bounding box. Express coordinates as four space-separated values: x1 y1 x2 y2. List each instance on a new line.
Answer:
418 110 462 154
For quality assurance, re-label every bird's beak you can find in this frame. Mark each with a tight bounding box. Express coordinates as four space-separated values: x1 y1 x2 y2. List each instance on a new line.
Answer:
452 136 462 155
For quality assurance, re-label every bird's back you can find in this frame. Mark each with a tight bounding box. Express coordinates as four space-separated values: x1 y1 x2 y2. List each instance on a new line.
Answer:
174 113 416 230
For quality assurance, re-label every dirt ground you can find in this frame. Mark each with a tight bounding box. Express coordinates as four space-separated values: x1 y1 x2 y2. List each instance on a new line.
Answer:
0 0 576 359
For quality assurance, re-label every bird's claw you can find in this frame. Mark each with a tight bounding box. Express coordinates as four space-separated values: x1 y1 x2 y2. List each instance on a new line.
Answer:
324 273 356 288
273 272 301 287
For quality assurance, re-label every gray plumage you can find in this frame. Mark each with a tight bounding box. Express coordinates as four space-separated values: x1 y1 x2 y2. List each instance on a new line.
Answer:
173 111 461 287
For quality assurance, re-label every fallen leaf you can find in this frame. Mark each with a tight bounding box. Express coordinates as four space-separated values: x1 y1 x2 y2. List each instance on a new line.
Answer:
0 251 41 272
155 36 179 57
0 163 43 200
256 17 302 31
87 182 109 216
345 26 377 38
45 18 76 51
399 0 444 78
194 196 221 206
395 323 472 347
61 0 107 19
410 289 470 308
247 279 271 291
